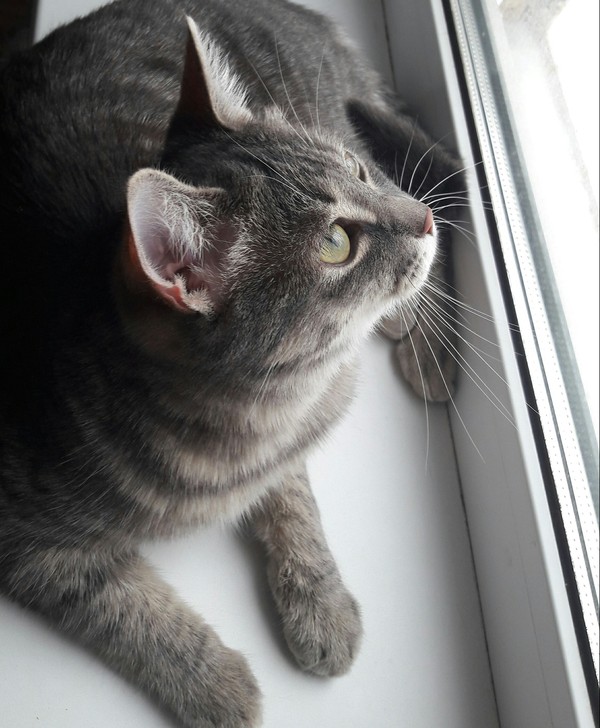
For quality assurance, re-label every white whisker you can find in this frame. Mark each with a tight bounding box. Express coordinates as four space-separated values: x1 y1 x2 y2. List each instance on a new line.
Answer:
245 57 312 149
404 298 485 461
315 47 325 135
241 173 314 203
274 37 313 146
399 119 417 191
400 308 431 471
422 283 506 356
436 219 479 247
419 160 484 203
407 136 446 196
225 132 314 203
412 154 435 200
425 277 519 333
416 300 516 424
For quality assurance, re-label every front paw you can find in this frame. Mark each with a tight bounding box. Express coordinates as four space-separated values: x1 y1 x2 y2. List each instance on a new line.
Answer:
394 318 457 403
269 560 363 677
171 638 262 728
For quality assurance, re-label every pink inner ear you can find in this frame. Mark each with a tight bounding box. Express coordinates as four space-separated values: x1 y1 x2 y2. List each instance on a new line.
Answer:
127 169 235 314
134 217 186 278
140 241 216 314
184 221 239 307
162 252 196 283
130 214 237 313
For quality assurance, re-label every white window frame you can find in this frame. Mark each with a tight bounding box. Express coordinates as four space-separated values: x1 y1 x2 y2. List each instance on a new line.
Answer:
383 0 597 725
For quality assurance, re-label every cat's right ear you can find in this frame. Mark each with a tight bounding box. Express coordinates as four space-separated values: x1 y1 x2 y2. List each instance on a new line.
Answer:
171 17 252 132
125 168 233 315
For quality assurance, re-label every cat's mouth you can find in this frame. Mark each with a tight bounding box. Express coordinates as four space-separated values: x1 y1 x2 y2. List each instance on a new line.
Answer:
393 237 437 300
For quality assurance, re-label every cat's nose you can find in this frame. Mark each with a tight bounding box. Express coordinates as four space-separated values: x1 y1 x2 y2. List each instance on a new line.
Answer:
389 196 435 236
422 207 434 236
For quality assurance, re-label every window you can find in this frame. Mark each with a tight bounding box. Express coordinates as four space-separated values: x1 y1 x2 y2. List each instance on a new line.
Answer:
447 0 599 705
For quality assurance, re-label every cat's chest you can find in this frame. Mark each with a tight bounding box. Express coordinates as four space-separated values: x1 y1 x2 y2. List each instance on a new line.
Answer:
121 366 355 534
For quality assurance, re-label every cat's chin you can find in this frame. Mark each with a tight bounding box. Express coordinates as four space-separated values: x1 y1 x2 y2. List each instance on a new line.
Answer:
392 263 433 302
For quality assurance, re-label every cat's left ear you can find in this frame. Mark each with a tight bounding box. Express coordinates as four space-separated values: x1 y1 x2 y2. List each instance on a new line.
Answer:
171 16 252 131
126 168 234 315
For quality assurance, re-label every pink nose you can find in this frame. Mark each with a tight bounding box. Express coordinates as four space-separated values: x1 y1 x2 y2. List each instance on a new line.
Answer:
422 207 434 236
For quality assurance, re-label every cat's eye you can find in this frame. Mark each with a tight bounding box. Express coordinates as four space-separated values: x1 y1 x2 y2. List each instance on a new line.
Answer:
343 151 362 179
320 223 351 264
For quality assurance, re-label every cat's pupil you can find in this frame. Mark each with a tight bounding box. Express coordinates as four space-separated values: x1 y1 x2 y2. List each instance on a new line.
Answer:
320 223 351 264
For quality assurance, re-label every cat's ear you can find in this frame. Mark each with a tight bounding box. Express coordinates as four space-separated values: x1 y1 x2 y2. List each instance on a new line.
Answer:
172 16 252 131
126 168 234 314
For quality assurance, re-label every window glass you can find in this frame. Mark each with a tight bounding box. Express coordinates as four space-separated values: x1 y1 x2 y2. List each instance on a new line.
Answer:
496 0 599 453
448 0 599 687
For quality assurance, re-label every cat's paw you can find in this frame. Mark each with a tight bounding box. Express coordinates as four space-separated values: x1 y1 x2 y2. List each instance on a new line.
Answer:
395 325 457 402
173 639 262 728
393 318 457 403
271 560 362 677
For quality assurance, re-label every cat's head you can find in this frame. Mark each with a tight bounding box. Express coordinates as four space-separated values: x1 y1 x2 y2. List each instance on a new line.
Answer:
119 18 435 377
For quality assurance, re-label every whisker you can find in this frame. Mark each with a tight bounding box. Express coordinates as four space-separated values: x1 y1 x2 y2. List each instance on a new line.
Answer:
436 219 479 247
399 119 417 191
241 173 315 204
419 160 484 203
407 135 448 196
421 298 533 426
428 194 490 207
423 182 489 202
427 193 474 203
422 283 506 356
423 283 538 419
315 46 325 135
423 274 508 332
412 154 435 200
274 37 313 146
245 58 312 148
432 203 488 214
425 278 501 325
404 298 485 461
393 149 399 187
425 277 520 333
400 308 431 471
422 189 473 201
225 132 314 202
417 299 516 422
434 220 478 246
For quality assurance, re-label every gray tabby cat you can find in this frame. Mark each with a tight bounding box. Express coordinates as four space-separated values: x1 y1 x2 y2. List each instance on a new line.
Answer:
0 0 459 725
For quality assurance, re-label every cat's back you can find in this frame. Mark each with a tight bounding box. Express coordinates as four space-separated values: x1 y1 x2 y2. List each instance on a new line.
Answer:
0 0 186 243
0 0 370 241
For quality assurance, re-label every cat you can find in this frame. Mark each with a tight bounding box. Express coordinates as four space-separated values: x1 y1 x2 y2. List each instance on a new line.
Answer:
0 0 460 726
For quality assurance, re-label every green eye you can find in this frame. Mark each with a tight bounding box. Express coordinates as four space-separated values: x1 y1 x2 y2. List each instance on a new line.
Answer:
320 223 351 264
344 151 361 179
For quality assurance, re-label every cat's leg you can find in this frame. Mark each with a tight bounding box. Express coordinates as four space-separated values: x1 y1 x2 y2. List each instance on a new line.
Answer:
349 98 462 401
2 547 261 728
248 469 362 677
